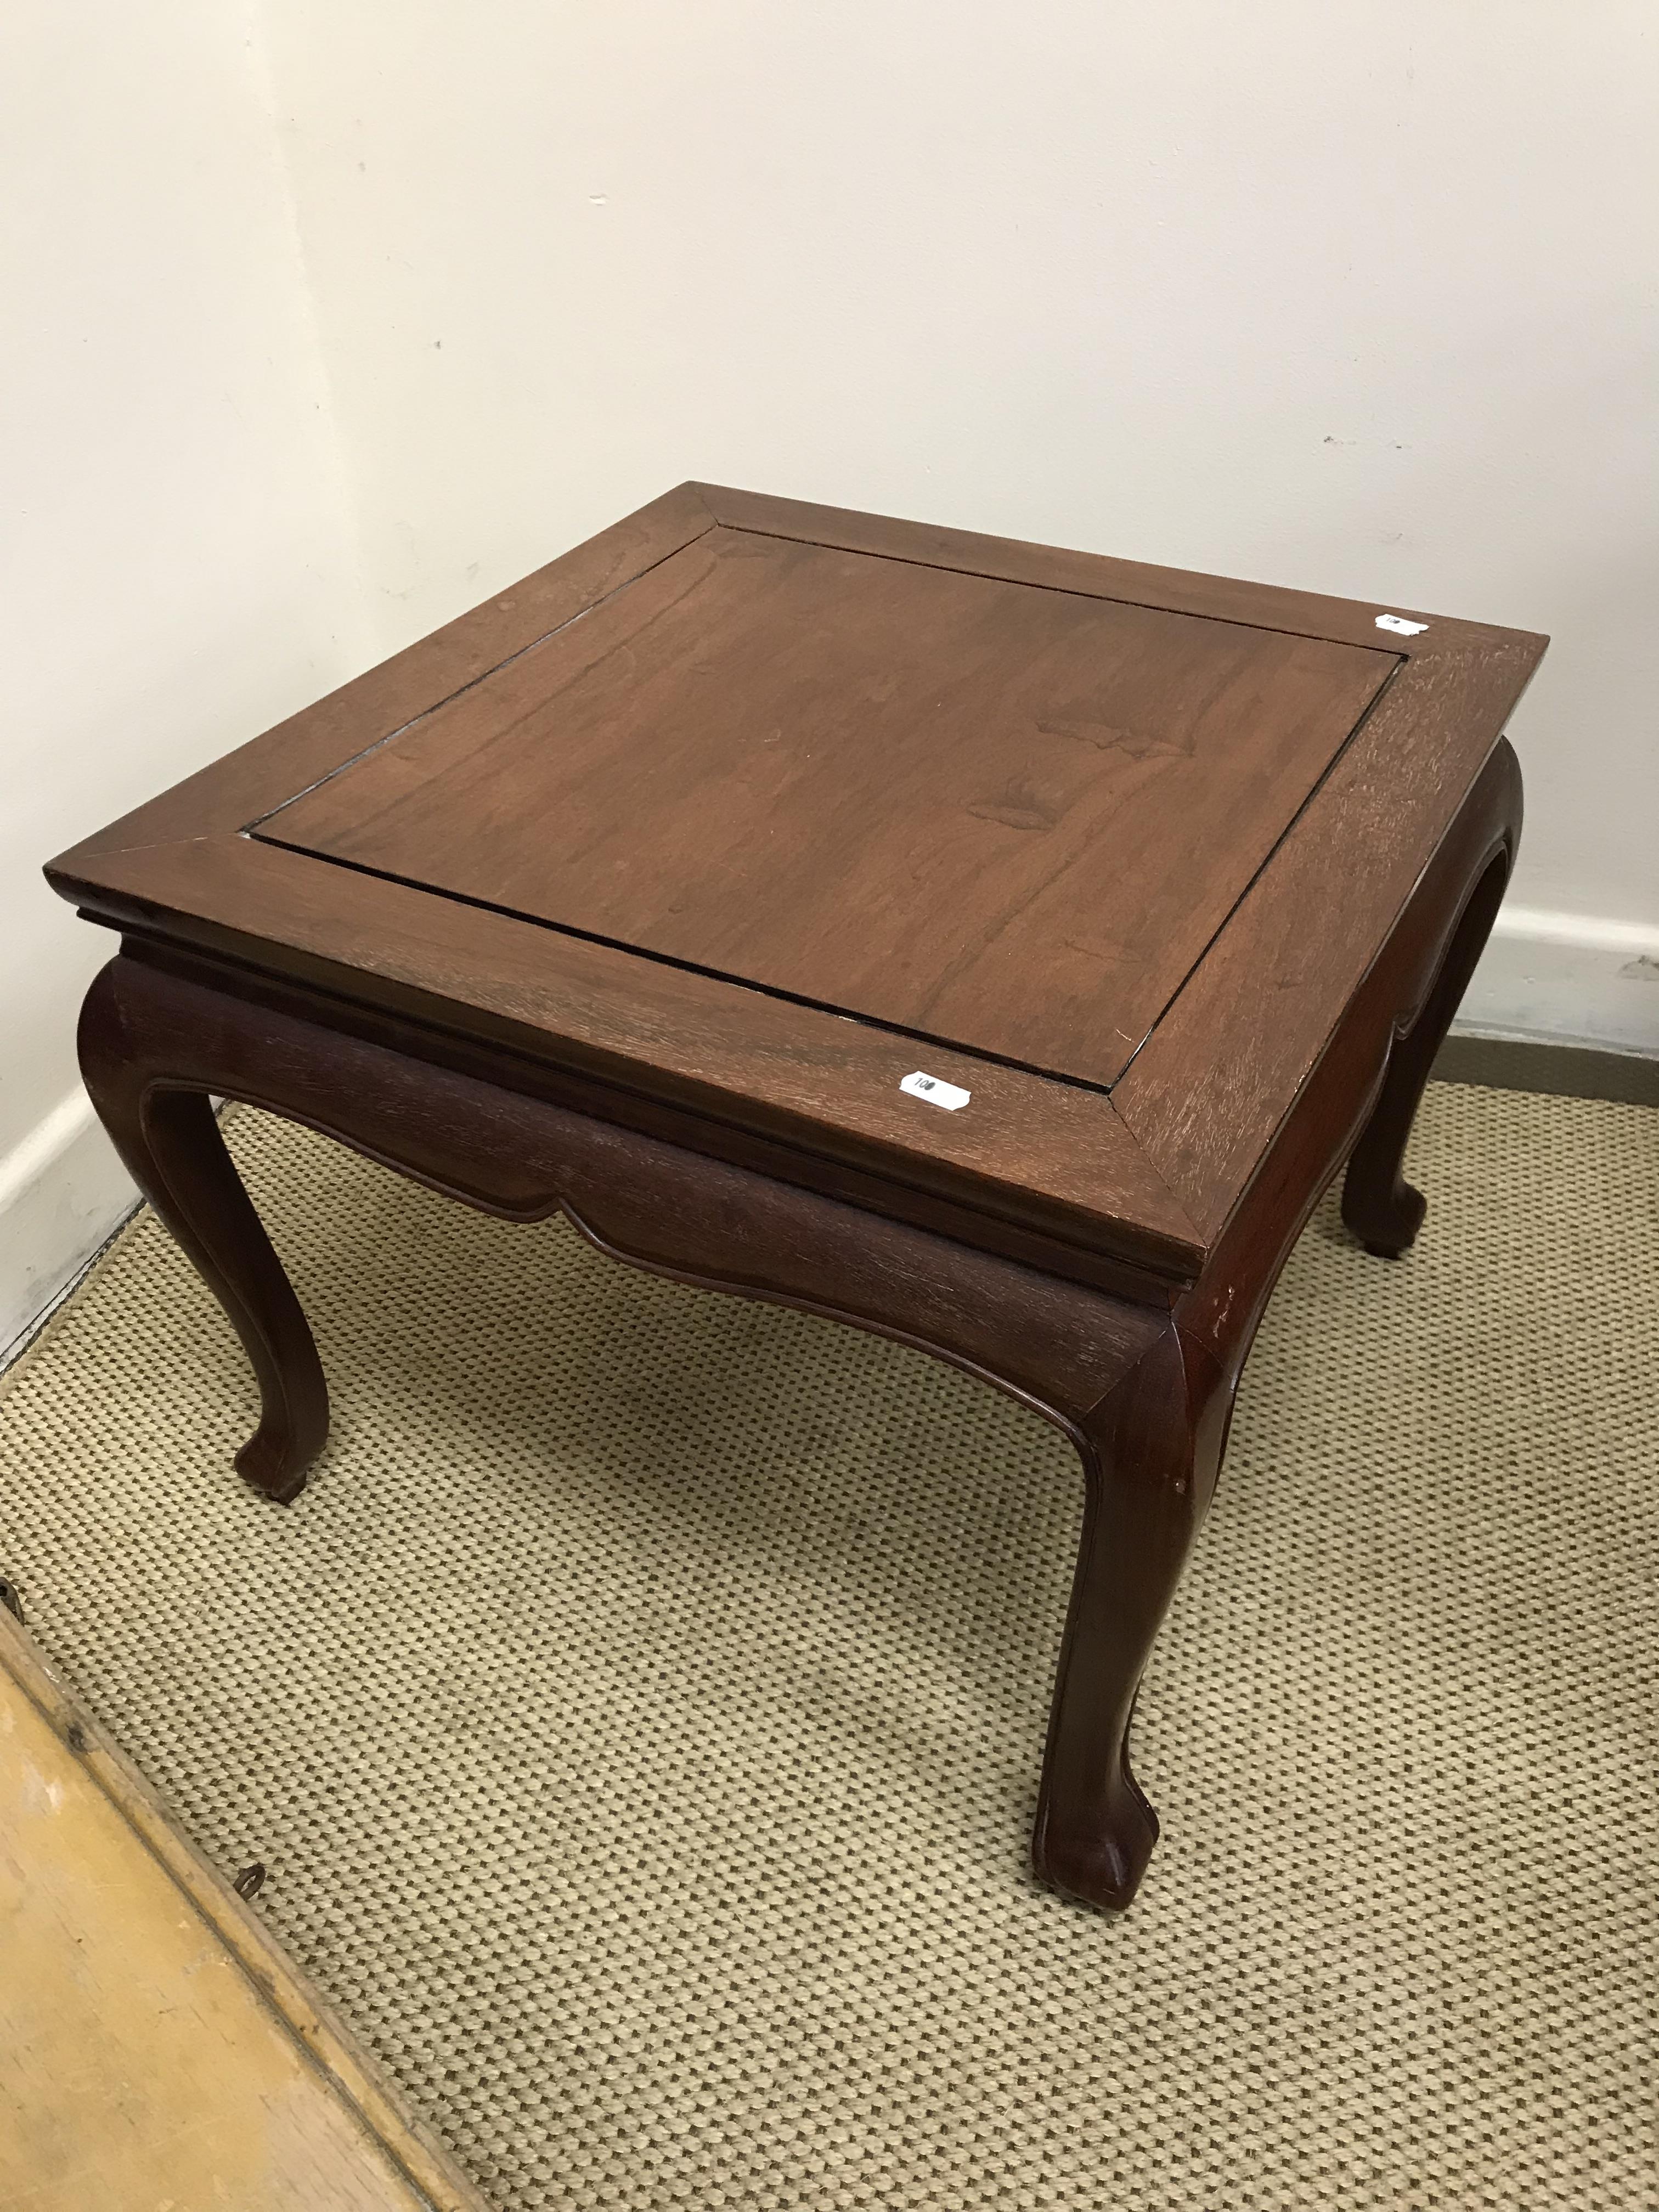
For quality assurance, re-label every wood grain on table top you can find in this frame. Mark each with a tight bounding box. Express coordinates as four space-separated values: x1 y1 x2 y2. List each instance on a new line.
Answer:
254 524 1395 1093
62 831 1206 1281
46 482 1548 1276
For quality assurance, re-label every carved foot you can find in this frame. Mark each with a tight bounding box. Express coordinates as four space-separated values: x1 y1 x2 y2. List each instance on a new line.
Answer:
77 959 329 1502
1033 1733 1160 1911
1353 1178 1428 1262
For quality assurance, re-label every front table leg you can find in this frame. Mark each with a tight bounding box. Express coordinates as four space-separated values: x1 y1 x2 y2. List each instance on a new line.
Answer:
1037 744 1522 1905
1032 1327 1222 1909
78 962 328 1502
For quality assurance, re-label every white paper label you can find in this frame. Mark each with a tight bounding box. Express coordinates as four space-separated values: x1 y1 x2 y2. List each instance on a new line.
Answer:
900 1070 971 1111
1375 613 1429 636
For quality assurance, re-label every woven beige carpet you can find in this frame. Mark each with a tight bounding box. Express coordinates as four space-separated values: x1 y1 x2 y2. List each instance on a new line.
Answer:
2 1082 1656 2208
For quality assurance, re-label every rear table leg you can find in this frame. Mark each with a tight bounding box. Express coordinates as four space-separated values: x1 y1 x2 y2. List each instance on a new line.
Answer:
1342 839 1515 1260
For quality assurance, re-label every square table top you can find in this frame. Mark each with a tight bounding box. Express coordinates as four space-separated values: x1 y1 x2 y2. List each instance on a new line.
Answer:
49 483 1546 1289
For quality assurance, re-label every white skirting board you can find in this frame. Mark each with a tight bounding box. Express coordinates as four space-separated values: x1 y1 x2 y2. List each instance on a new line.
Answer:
0 1091 137 1368
3 905 1656 1367
1458 905 1659 1057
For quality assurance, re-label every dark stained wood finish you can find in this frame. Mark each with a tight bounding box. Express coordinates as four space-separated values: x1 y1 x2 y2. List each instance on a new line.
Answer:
78 978 329 1503
57 484 721 859
1113 712 1537 1241
255 526 1393 1090
47 483 1547 1910
1342 833 1515 1258
52 475 1557 1291
108 934 1189 1311
1032 1324 1222 1906
77 952 1165 1506
46 484 1545 1289
51 833 1205 1290
1179 739 1522 1386
1030 739 1522 1906
66 730 1517 1906
700 482 1537 659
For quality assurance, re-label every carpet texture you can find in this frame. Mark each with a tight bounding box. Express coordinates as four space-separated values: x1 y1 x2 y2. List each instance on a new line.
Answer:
2 1083 1655 2209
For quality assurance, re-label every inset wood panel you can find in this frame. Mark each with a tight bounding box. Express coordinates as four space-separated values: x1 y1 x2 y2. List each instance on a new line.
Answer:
257 527 1395 1090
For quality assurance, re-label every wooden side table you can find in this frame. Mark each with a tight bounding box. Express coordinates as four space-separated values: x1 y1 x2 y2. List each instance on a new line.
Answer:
46 486 1545 1911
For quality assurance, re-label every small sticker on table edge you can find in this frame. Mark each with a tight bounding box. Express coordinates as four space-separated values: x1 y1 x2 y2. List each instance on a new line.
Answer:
900 1070 970 1111
1375 613 1429 635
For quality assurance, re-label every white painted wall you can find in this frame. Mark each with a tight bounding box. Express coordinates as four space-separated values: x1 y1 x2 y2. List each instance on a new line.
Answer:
5 1 1656 1355
262 0 1659 1031
0 0 374 1352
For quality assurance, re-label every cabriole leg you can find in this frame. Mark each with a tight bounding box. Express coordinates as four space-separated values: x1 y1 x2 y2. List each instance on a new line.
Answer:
1031 1328 1223 1911
77 959 328 1503
1341 843 1513 1259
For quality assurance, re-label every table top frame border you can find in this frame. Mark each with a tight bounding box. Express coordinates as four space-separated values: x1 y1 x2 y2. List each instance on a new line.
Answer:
46 482 1547 1283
